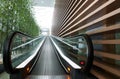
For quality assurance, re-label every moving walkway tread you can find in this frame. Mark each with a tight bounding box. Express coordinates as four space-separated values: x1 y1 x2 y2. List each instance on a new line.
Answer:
27 37 69 79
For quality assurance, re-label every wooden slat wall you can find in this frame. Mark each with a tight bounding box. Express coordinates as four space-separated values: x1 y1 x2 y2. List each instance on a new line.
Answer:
52 0 120 79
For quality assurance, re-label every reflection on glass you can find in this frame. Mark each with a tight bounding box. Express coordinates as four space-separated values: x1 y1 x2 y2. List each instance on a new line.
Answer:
10 34 44 68
0 54 2 64
53 36 89 69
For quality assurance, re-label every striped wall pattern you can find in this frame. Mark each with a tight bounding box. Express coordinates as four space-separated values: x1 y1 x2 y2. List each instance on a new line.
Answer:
52 0 120 79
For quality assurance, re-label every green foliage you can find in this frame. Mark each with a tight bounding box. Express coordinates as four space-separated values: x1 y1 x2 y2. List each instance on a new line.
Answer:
0 0 40 36
0 0 40 53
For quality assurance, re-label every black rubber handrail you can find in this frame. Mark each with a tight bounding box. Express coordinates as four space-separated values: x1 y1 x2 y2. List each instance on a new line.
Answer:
3 31 33 74
80 34 93 72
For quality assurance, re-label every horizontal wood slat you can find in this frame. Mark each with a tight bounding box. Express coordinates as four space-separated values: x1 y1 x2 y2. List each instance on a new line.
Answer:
59 0 115 36
93 60 120 77
58 0 78 30
94 50 120 60
86 23 120 35
58 0 88 35
93 39 120 44
91 69 113 79
62 8 120 37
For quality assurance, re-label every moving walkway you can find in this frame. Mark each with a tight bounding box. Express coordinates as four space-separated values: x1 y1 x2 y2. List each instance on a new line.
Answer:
3 31 95 79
